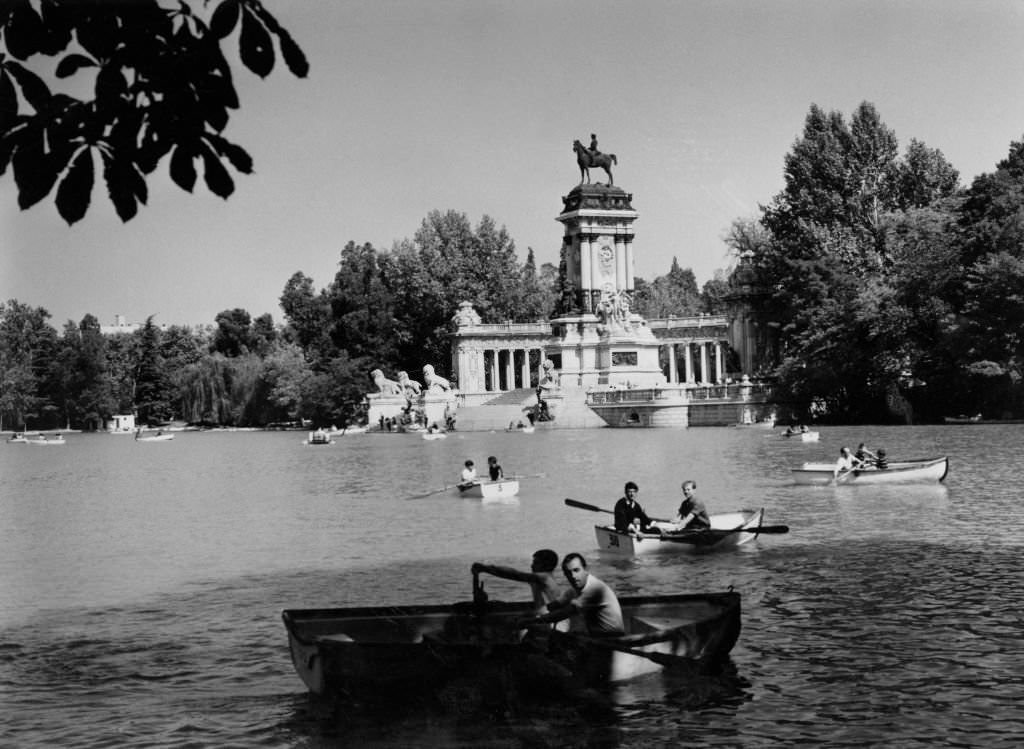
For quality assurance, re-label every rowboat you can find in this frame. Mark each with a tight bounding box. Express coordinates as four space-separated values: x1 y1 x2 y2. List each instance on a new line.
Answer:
457 478 520 498
784 430 819 442
136 433 174 442
306 430 334 445
790 456 949 485
25 435 66 445
281 589 741 699
422 431 447 441
594 508 777 555
6 432 28 443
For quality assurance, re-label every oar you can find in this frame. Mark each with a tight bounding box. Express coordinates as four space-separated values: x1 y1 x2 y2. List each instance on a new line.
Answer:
564 632 682 667
505 472 547 480
832 469 857 485
563 498 671 523
657 524 790 540
406 484 456 500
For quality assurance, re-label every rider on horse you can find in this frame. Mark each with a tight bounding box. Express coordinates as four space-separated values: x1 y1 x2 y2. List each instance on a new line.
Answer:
589 133 601 158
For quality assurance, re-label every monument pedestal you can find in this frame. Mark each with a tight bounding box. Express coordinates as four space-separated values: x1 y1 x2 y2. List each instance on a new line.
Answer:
420 392 457 429
366 394 408 429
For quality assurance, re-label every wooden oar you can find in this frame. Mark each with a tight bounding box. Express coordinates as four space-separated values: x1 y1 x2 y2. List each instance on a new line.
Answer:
565 632 682 667
833 468 857 485
563 498 671 523
504 472 547 480
406 484 456 500
657 524 790 540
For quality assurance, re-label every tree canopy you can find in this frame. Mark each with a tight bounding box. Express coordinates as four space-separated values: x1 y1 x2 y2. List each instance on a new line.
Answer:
0 0 307 223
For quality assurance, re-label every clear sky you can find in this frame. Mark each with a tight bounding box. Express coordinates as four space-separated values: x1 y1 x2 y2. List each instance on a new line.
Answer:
3 0 1024 329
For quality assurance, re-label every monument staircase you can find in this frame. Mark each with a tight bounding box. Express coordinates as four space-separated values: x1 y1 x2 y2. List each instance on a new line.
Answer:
453 387 607 431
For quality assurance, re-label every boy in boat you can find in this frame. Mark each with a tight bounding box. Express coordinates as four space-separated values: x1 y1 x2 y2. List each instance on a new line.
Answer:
613 481 652 537
649 480 711 533
874 448 889 469
854 442 877 467
487 455 503 481
460 459 477 484
471 549 564 618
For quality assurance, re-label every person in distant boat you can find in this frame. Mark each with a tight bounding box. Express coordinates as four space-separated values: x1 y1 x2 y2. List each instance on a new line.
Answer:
613 481 652 537
472 549 565 618
461 460 477 483
487 455 503 481
523 552 624 636
874 448 889 470
834 446 857 478
854 442 877 467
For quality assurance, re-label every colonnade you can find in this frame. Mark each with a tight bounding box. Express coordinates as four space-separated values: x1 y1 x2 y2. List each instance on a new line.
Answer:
663 340 725 385
454 346 545 393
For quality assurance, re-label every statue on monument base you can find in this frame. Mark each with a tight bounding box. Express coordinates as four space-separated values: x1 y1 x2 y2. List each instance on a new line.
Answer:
573 137 617 185
532 359 561 423
596 288 633 334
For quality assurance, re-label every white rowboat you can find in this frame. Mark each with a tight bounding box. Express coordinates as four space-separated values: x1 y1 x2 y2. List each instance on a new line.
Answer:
457 479 520 499
595 508 770 555
790 456 949 485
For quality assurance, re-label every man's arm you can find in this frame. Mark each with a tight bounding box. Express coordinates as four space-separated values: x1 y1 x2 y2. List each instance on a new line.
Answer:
471 562 537 584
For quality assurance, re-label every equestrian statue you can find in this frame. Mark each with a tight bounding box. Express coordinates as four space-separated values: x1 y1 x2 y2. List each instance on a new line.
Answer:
573 134 617 185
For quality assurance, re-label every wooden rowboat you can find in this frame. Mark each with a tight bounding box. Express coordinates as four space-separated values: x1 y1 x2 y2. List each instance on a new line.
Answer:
136 433 174 442
595 509 776 555
457 478 520 499
790 456 949 485
25 436 66 445
281 589 741 699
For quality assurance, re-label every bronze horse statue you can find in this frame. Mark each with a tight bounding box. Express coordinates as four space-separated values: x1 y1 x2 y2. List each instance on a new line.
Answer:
573 140 617 185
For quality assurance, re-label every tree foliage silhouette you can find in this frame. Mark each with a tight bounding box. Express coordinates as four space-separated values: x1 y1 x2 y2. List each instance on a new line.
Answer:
0 0 307 224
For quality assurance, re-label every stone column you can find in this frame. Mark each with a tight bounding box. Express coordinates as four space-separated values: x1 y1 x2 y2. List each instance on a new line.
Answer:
615 236 627 292
715 342 724 383
684 343 693 384
504 349 514 391
624 235 635 291
667 343 678 384
520 349 530 390
579 236 592 311
488 350 498 392
700 343 709 385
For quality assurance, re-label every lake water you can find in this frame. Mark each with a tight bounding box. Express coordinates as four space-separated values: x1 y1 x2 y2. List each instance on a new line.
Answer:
2 424 1023 747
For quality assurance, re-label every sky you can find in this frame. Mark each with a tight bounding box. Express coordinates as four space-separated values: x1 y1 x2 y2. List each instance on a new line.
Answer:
3 0 1024 329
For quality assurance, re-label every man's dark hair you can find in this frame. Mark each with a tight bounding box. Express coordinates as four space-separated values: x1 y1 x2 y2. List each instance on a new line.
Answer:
562 552 587 572
624 481 638 492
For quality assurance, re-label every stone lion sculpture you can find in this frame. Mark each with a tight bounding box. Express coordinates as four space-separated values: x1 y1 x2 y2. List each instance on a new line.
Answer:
371 368 403 396
422 364 452 392
397 371 422 398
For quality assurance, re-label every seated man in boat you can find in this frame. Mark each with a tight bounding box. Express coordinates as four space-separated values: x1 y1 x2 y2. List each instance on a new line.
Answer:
460 459 477 484
472 549 566 621
613 481 653 537
874 448 889 469
523 553 624 637
649 480 711 533
834 446 857 478
487 455 504 481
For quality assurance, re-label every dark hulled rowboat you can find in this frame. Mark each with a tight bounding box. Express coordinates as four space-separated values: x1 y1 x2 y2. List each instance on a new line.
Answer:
282 590 741 699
